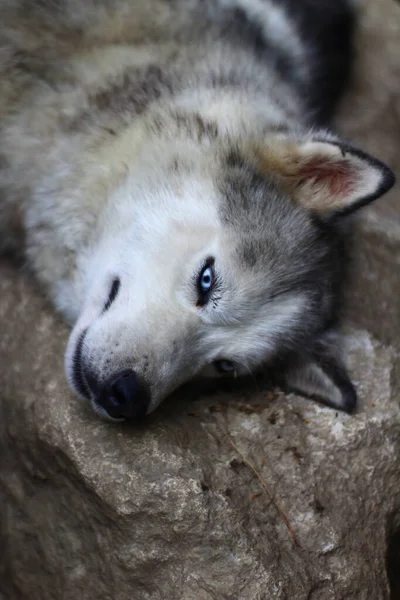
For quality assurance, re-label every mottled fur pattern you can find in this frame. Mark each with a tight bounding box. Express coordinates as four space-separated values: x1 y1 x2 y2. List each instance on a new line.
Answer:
0 0 395 420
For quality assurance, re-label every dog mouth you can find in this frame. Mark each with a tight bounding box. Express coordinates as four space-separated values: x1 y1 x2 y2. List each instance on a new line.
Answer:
70 328 126 421
89 397 125 422
71 328 90 400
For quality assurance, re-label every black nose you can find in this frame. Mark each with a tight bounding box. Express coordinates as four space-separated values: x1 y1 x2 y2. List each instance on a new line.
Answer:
95 369 150 420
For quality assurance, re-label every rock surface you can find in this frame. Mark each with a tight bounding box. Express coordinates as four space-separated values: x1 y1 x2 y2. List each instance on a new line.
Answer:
0 259 399 600
336 0 400 225
1 0 400 599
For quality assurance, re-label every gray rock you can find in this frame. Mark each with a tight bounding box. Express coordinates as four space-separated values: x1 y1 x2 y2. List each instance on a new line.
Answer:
1 0 400 598
1 232 400 599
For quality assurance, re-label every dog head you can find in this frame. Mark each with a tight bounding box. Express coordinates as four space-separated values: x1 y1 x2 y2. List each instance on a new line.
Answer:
65 124 395 420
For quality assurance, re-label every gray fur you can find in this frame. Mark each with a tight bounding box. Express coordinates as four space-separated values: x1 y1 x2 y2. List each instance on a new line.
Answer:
0 0 395 419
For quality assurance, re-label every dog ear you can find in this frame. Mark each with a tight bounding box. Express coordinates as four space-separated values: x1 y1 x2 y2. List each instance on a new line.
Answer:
255 136 395 217
276 331 357 413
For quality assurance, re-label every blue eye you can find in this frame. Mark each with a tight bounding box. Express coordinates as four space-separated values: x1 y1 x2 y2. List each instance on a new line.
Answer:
200 266 213 292
196 258 215 306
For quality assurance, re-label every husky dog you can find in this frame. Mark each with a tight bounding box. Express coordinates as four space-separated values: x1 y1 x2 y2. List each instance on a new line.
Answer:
0 0 395 420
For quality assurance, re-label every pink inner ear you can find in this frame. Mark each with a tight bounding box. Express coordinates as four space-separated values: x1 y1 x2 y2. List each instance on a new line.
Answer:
301 157 356 197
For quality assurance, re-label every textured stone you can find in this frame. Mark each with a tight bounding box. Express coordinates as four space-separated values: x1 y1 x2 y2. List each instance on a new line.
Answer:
0 259 400 599
1 0 400 598
336 0 400 224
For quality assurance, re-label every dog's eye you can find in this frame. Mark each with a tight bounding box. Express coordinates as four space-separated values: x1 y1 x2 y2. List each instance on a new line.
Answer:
103 278 120 313
200 266 213 292
214 360 235 373
196 258 215 306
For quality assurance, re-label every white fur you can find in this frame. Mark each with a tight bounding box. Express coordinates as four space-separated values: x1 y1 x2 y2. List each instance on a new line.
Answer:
1 0 390 417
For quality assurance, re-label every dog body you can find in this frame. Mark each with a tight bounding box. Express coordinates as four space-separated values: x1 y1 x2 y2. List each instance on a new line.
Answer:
0 0 394 419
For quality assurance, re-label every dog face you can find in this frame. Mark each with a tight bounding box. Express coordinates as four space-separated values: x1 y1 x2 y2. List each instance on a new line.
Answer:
65 131 395 420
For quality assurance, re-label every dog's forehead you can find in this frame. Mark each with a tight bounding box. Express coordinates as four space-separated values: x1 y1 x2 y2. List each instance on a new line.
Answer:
215 151 322 271
116 148 324 284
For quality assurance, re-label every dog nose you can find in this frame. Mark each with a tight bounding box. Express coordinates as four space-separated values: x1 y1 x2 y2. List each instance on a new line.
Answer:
95 369 150 420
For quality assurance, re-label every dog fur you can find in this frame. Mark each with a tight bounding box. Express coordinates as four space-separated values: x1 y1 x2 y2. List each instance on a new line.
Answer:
0 0 395 420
